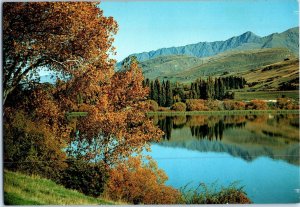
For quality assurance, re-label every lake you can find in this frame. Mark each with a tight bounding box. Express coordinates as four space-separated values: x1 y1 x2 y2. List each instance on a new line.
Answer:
146 113 300 203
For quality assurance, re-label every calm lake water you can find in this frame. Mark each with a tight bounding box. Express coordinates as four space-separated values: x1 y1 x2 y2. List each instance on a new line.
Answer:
146 113 300 204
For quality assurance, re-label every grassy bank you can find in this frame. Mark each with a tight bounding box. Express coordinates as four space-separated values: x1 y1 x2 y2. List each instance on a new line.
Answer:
234 91 299 101
147 109 299 116
4 170 114 205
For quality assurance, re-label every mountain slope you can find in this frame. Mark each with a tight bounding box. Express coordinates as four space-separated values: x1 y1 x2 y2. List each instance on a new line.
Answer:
239 58 299 90
125 27 298 63
260 27 299 55
140 48 295 82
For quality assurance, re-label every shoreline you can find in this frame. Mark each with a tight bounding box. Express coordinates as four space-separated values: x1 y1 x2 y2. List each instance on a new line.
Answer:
147 109 299 116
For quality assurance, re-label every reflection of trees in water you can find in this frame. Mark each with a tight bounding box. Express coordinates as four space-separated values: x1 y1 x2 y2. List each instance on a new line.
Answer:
158 116 173 140
157 115 246 141
156 114 298 141
190 121 245 140
155 114 299 165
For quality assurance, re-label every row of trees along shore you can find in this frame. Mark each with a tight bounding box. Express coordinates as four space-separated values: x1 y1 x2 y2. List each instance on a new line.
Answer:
143 76 246 107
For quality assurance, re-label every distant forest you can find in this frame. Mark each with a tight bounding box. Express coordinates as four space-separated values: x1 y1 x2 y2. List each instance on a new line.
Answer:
143 76 247 107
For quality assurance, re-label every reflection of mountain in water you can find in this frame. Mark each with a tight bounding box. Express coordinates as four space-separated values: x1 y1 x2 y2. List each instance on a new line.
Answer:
159 139 299 166
154 114 299 165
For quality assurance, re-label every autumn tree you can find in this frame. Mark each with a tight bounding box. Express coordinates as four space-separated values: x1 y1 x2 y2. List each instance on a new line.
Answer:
66 57 163 165
4 105 68 180
4 2 163 169
3 2 117 104
104 156 180 204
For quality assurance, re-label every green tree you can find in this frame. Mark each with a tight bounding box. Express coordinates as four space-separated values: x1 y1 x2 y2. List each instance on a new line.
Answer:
161 80 166 106
153 79 160 104
214 78 219 99
165 80 173 107
150 80 154 100
206 77 214 100
218 78 225 100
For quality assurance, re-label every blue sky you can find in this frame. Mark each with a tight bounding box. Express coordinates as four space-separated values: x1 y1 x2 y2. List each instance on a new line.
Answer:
101 0 299 61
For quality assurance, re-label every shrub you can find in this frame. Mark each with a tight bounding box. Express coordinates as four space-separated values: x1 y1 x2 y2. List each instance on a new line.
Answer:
146 100 159 111
223 100 246 110
185 99 208 111
206 100 223 111
3 109 67 181
276 98 297 109
59 158 107 197
104 156 181 204
171 102 186 111
246 100 268 110
180 182 251 204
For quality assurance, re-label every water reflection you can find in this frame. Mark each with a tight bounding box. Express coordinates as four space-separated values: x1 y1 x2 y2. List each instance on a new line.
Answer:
150 114 300 165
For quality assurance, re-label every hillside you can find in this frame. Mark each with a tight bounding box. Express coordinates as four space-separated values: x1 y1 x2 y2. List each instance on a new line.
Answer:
239 58 299 91
4 171 115 205
123 27 298 63
140 48 295 83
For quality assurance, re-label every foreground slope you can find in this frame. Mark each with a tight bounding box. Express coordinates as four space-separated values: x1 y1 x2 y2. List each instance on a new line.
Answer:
4 171 114 205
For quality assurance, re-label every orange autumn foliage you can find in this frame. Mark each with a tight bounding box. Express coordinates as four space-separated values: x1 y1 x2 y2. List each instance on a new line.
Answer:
3 2 117 103
171 102 187 111
68 57 163 165
223 100 246 110
276 98 298 110
246 100 268 110
186 99 208 111
4 2 163 167
104 156 181 204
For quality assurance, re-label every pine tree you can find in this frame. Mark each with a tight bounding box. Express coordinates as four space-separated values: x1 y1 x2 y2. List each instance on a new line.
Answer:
165 80 173 107
199 79 207 99
218 78 225 100
154 79 161 105
206 77 214 99
214 78 219 99
161 80 166 106
150 81 155 100
145 78 150 88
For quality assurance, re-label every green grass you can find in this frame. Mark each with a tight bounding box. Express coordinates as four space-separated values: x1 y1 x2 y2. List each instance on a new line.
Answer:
147 110 299 116
4 170 114 205
235 91 299 101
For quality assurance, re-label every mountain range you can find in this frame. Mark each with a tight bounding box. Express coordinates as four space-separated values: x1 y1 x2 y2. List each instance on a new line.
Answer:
41 27 299 88
126 27 299 62
115 27 299 85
